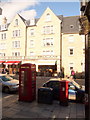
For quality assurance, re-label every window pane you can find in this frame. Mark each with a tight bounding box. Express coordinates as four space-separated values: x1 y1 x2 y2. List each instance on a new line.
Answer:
70 49 73 55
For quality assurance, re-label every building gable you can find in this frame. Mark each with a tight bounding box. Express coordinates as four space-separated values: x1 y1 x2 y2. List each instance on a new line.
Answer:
8 14 26 29
36 7 62 25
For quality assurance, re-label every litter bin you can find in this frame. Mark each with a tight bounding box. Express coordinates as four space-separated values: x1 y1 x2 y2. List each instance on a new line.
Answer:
38 87 53 104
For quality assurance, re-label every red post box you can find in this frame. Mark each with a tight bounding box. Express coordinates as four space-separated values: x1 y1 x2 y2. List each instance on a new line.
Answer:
19 63 36 102
59 80 69 106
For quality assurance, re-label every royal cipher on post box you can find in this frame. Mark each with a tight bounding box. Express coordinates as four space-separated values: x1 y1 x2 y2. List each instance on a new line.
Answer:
19 63 36 102
59 80 69 106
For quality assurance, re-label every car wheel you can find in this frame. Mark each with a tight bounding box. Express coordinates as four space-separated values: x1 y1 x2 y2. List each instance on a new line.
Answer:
3 87 10 93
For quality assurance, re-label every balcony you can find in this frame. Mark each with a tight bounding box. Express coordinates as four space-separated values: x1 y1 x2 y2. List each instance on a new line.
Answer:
0 55 60 61
0 56 25 60
25 55 60 60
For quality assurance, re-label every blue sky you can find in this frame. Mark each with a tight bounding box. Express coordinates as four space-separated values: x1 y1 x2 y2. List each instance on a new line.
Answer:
29 2 80 18
0 1 80 23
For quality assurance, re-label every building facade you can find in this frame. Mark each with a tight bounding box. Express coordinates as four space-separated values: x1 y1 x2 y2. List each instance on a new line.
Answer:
62 16 85 76
0 7 85 76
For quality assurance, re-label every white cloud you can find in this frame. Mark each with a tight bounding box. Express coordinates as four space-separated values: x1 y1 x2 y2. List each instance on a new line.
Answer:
0 0 39 23
19 10 37 20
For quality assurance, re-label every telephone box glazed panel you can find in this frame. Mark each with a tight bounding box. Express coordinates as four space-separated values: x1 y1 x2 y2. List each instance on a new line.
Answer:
19 63 36 102
59 80 69 106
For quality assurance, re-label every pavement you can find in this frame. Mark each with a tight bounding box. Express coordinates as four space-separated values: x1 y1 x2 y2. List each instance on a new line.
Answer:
2 93 85 119
1 75 85 119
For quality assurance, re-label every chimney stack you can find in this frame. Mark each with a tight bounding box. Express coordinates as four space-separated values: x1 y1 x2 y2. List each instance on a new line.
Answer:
2 17 7 24
0 8 2 15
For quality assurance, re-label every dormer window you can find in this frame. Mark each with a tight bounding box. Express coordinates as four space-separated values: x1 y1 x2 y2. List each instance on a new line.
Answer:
15 19 18 26
46 13 51 21
0 24 7 31
70 25 74 29
30 18 35 26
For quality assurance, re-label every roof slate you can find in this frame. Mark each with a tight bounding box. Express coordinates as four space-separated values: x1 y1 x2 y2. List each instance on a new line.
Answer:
0 13 80 34
62 16 80 33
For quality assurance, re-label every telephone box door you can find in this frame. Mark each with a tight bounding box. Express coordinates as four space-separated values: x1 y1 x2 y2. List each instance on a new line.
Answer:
19 63 36 102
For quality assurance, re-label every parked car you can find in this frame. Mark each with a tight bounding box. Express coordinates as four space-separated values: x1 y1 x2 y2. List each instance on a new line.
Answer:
42 78 85 103
0 75 19 93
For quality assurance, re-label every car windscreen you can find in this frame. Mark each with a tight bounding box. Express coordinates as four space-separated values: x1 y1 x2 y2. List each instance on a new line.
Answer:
0 76 11 82
71 80 80 89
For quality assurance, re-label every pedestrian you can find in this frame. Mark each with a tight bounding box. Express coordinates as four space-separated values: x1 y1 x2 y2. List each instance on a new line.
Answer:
71 69 76 79
2 68 6 74
5 68 9 74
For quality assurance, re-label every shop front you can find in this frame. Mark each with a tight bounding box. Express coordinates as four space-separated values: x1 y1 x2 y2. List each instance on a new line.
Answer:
3 61 21 74
38 65 57 76
0 61 5 73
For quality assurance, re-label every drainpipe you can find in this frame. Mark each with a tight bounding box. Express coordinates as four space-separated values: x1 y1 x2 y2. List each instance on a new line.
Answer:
60 21 62 72
25 26 27 59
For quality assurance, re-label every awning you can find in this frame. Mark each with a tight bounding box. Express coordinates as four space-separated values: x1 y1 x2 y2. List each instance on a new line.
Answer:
4 61 16 65
14 61 21 65
4 61 21 65
0 61 5 64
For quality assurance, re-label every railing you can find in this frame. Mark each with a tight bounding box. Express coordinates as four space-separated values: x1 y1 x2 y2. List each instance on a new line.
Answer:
0 55 60 61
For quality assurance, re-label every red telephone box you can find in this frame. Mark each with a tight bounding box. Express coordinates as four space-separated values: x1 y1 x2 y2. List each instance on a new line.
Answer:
19 63 36 102
59 80 69 106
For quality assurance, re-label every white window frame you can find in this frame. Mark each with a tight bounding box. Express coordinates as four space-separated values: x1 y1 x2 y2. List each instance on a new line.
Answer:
42 50 54 55
82 47 85 55
0 53 5 56
30 40 34 48
1 33 6 40
0 43 6 49
12 41 20 48
13 30 20 37
69 62 74 70
15 19 18 26
46 13 51 22
50 25 53 34
43 38 54 46
69 47 74 56
30 29 34 36
68 35 74 42
12 52 20 56
0 24 7 31
30 51 35 56
43 25 54 35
